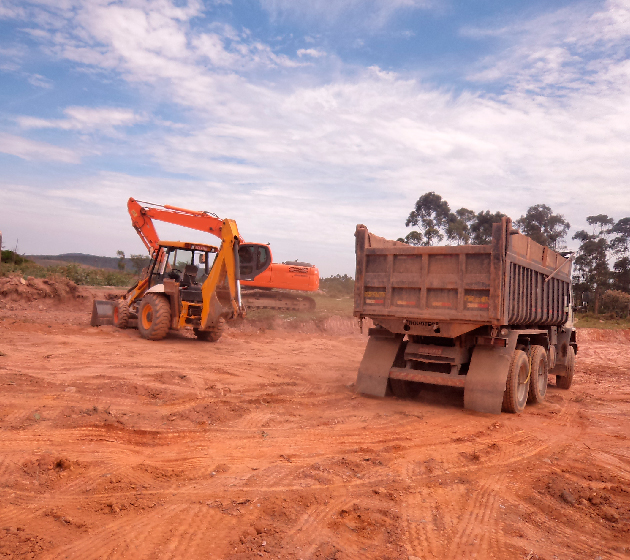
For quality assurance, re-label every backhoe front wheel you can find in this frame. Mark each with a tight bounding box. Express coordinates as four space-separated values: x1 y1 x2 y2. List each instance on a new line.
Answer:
194 317 226 342
502 349 530 413
138 294 171 341
113 301 130 329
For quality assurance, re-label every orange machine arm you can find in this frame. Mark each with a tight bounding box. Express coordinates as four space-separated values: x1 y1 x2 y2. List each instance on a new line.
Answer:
127 198 244 252
127 197 319 293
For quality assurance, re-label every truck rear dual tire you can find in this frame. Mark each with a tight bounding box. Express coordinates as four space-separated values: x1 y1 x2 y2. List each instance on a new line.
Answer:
502 350 530 413
113 301 131 329
527 345 548 404
556 346 575 389
138 294 171 341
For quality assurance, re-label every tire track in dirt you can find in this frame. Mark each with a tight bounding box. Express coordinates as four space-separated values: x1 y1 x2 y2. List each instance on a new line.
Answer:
513 501 602 559
45 506 168 560
283 496 356 553
445 472 507 560
399 430 547 559
48 502 228 560
403 491 441 559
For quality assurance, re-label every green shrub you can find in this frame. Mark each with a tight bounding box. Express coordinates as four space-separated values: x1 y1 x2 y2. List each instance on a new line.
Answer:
319 274 354 298
0 250 29 265
601 289 630 318
0 260 135 287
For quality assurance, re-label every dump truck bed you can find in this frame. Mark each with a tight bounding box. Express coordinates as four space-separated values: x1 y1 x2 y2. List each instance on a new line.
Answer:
354 218 572 332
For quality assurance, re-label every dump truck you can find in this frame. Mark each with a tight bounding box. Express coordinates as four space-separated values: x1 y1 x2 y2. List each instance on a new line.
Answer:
354 217 577 414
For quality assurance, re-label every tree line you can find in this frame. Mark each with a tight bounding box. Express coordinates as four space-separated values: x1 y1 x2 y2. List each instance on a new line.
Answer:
400 192 630 314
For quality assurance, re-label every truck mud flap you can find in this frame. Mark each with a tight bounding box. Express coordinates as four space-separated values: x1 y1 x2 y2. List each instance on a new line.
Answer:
464 332 517 414
356 332 404 397
90 300 115 326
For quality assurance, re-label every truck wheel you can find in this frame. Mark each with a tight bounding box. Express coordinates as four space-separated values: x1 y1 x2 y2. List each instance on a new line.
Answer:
138 294 171 341
113 301 130 329
194 318 225 342
527 345 548 404
389 379 420 399
556 346 575 389
502 350 530 413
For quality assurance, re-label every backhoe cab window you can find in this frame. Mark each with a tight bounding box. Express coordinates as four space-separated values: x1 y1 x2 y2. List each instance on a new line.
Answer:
161 248 216 283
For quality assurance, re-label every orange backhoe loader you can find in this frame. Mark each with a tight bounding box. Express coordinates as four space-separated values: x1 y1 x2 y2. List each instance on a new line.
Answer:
125 198 319 311
91 206 271 341
90 198 319 339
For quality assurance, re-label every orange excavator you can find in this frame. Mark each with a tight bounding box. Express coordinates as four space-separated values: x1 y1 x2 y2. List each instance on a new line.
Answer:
125 198 319 311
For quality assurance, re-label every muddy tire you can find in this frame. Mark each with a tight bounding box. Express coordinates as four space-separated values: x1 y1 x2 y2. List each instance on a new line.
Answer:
138 294 171 341
502 349 530 413
113 301 131 329
194 317 225 342
389 378 420 399
556 346 575 389
527 345 548 404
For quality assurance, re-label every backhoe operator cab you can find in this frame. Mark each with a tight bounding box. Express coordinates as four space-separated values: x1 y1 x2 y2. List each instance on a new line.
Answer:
114 239 271 342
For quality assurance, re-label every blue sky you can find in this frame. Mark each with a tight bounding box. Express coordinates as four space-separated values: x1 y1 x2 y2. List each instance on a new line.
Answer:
1 0 629 275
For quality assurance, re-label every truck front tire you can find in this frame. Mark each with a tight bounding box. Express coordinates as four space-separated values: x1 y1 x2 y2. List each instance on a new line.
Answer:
502 349 530 413
556 346 575 389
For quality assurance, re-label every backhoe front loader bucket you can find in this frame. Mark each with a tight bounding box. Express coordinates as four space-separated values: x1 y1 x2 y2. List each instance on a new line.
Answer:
90 300 115 326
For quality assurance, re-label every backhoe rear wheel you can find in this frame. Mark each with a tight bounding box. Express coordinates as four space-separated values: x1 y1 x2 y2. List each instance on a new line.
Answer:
138 294 171 341
113 301 130 329
527 345 548 404
556 346 575 389
194 317 225 342
502 349 530 413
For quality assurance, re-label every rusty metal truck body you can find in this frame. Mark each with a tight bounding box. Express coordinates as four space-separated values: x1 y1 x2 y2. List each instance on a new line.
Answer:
354 217 577 414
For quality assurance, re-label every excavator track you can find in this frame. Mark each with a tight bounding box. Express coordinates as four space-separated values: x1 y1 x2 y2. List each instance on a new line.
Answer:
242 290 316 312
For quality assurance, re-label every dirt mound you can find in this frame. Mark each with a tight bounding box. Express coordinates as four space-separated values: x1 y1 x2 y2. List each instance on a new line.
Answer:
577 328 630 343
0 275 88 303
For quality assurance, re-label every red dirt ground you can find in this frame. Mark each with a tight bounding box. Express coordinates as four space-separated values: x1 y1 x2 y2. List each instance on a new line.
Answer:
0 285 629 559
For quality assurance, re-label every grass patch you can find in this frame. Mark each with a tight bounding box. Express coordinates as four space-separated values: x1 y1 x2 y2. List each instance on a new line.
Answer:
1 260 136 287
245 293 354 321
575 313 630 330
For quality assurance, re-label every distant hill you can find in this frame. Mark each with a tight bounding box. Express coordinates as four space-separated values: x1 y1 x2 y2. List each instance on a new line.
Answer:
27 253 137 271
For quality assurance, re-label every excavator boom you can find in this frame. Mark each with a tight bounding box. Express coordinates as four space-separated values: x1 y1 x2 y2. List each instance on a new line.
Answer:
128 198 242 252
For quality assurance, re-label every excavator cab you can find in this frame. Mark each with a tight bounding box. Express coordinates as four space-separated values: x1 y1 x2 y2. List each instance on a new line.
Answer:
238 244 271 281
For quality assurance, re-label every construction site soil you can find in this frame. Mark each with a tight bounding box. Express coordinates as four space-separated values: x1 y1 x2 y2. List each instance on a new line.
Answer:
0 279 628 559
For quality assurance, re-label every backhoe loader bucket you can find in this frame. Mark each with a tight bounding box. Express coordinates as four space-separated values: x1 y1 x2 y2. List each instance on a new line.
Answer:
90 300 115 326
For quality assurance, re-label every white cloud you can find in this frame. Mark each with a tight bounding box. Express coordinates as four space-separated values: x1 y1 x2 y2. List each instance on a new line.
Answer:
259 0 436 29
0 133 80 163
26 73 53 88
0 0 25 19
1 0 630 274
465 0 630 95
17 106 145 131
297 48 326 58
